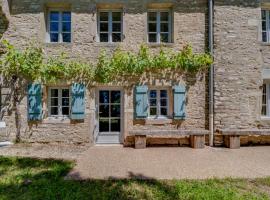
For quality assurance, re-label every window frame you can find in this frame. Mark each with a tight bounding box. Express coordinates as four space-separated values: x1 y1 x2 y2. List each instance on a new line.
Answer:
47 9 72 43
147 9 172 44
48 87 71 118
97 10 123 43
148 88 169 119
262 9 270 43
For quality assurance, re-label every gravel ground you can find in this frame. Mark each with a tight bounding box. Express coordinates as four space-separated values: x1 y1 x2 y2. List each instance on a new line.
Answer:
0 143 89 160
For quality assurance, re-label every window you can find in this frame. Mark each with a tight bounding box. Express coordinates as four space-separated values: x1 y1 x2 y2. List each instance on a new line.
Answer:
262 10 270 43
48 10 71 43
149 89 168 118
148 11 172 43
49 88 70 117
98 11 123 43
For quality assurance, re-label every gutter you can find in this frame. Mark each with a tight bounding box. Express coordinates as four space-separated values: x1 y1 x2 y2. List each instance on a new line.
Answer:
208 0 214 146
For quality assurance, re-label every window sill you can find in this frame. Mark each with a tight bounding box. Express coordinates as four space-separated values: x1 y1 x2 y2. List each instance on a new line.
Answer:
44 42 73 47
95 42 123 47
145 118 172 125
147 43 175 48
43 117 71 124
260 42 270 46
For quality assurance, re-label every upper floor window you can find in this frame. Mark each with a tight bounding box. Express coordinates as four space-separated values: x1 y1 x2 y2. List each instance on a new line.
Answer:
148 89 169 118
98 11 123 43
262 10 270 43
48 10 71 43
148 11 172 43
48 88 70 117
262 83 268 116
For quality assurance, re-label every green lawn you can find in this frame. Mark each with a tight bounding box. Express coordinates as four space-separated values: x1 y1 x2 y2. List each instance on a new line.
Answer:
0 156 269 200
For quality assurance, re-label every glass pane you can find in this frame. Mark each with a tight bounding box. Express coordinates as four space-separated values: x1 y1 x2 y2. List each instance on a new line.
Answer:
111 105 120 117
100 12 109 21
150 99 157 106
111 91 121 103
51 89 58 97
148 34 157 43
112 12 121 21
51 107 58 115
62 98 69 107
62 12 71 21
100 22 109 32
263 32 267 42
148 12 157 21
160 107 167 116
160 90 167 98
100 91 109 103
63 33 71 42
262 10 266 20
111 119 121 132
150 107 157 116
148 23 157 32
262 21 266 31
62 22 71 32
100 33 109 42
62 89 69 97
112 23 121 32
99 105 109 118
160 99 167 107
150 90 157 98
51 98 58 106
50 33 59 42
50 11 59 21
62 107 69 115
262 105 267 116
160 12 169 21
112 33 121 42
50 22 59 32
161 23 169 32
161 33 169 43
99 119 109 132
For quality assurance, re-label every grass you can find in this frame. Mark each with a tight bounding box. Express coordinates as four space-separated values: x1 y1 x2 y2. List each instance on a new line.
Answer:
0 156 269 200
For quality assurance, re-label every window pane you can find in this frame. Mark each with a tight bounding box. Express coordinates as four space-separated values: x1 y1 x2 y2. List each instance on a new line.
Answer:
63 33 71 42
100 91 109 103
112 23 121 32
161 33 169 43
62 98 69 107
150 99 157 106
160 107 167 116
100 33 109 42
50 11 59 21
112 33 121 42
99 105 109 117
148 12 157 21
111 105 121 117
148 23 157 32
50 33 59 42
160 90 167 98
62 22 71 32
100 22 109 32
51 107 58 115
262 106 267 116
262 10 266 20
100 12 109 21
160 12 169 21
51 98 58 106
150 107 157 116
112 12 121 21
262 84 267 116
50 22 59 32
51 89 58 97
161 23 169 32
160 99 167 107
263 32 267 42
62 12 71 21
111 91 121 104
150 90 157 98
99 119 109 132
148 34 157 43
62 107 69 115
62 89 69 97
111 119 121 132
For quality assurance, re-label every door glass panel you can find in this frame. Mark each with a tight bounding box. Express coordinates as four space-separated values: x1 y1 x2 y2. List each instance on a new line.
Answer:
111 119 121 132
111 91 121 103
62 107 69 115
100 91 109 103
99 105 109 118
111 105 120 117
51 107 58 115
99 119 110 132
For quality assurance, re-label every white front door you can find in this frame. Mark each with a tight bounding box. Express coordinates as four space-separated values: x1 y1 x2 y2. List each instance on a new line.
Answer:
96 90 122 144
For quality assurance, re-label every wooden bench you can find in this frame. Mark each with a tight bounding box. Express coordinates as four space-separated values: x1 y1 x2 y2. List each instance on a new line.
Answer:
129 130 209 149
217 129 270 149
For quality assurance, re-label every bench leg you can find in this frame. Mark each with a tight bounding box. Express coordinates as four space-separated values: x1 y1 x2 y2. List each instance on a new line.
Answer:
190 135 205 149
135 135 146 149
225 136 240 149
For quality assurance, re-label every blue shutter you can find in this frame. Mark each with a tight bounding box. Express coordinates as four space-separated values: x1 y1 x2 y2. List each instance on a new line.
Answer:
135 85 148 118
71 83 85 120
28 83 42 121
173 85 186 119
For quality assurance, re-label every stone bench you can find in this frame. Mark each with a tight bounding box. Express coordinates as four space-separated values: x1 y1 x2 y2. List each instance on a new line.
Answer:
129 130 209 149
217 129 270 149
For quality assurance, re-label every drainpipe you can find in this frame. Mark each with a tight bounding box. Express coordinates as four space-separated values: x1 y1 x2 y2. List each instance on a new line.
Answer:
208 0 214 146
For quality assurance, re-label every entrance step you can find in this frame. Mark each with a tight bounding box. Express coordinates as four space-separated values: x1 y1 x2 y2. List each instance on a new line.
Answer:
96 134 121 144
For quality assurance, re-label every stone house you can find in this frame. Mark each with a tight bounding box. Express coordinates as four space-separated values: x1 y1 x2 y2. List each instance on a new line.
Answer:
0 0 270 149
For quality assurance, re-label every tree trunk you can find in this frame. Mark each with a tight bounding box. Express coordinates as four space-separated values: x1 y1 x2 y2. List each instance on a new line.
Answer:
13 79 21 143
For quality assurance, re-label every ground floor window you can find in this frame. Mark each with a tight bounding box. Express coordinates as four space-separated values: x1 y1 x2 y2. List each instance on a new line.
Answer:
148 89 168 118
48 88 70 117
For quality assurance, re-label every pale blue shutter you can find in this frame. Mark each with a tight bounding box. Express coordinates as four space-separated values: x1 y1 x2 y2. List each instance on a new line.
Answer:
28 83 42 121
135 85 148 118
173 85 186 119
71 83 85 120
